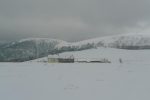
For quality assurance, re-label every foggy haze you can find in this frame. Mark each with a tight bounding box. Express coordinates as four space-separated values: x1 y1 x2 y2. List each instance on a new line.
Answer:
1 0 150 42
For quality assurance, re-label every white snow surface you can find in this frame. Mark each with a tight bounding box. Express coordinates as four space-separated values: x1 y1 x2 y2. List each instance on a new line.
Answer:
33 47 150 64
1 48 150 100
71 33 150 47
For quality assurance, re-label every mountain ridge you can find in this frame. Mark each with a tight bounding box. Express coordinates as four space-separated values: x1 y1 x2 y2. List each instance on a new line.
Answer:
1 33 150 62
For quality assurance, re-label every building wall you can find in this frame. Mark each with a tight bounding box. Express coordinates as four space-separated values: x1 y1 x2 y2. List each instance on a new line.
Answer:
48 58 59 63
48 58 74 63
58 58 74 63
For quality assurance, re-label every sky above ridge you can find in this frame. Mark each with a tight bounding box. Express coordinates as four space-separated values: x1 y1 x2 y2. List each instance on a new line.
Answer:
1 0 150 42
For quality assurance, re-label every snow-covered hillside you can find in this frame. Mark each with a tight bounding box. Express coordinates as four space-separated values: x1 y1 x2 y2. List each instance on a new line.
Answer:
1 33 150 62
0 38 69 62
8 38 68 48
70 33 150 49
32 47 150 64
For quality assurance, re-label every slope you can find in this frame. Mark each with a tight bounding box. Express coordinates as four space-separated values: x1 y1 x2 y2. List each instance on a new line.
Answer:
32 47 150 64
1 33 150 62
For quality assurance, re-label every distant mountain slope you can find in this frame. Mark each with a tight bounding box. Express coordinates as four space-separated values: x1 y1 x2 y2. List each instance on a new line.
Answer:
1 33 150 62
71 33 150 49
0 38 68 62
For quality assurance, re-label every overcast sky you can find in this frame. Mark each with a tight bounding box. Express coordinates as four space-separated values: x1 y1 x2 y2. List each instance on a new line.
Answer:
1 0 150 42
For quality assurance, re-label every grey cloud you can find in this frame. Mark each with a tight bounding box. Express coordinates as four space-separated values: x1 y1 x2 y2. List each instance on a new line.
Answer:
0 0 150 42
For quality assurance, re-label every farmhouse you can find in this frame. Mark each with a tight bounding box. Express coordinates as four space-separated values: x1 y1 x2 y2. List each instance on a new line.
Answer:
48 55 74 63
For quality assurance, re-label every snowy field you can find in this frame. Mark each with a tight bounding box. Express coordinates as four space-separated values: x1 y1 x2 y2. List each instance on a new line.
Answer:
1 48 150 100
33 47 150 64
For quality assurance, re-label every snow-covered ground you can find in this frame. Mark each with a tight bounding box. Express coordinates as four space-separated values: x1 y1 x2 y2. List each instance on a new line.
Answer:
0 62 150 100
1 48 150 100
33 47 150 64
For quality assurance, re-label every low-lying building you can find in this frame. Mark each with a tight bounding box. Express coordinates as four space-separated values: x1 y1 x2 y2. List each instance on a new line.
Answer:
48 55 74 63
48 55 110 63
